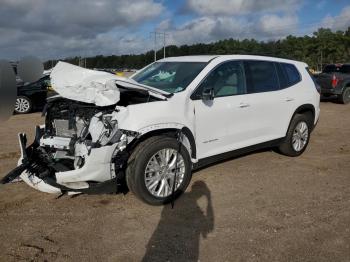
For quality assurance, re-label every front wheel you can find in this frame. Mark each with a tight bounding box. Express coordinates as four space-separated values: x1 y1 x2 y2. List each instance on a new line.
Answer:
126 136 192 205
278 114 312 157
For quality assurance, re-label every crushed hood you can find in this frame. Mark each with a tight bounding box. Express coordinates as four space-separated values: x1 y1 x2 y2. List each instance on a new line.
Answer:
50 61 124 106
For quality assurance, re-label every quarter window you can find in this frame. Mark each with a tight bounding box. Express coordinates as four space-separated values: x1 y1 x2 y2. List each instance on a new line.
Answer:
282 63 301 86
245 61 279 93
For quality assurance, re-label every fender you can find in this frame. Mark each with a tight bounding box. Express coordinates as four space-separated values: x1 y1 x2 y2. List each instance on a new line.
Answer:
286 104 316 134
128 123 197 160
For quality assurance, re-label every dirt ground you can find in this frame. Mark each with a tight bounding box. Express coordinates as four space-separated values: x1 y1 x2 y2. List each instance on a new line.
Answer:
0 101 349 262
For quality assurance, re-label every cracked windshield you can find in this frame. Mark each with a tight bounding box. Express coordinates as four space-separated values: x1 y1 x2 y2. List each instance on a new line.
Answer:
133 62 206 93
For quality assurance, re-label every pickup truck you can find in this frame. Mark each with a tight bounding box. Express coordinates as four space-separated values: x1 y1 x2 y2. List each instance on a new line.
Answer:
316 64 350 104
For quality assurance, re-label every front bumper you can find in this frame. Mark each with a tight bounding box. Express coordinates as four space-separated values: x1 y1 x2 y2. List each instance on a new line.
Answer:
1 127 127 194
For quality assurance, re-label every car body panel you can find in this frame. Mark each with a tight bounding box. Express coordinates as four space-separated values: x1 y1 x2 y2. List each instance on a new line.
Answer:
2 55 320 195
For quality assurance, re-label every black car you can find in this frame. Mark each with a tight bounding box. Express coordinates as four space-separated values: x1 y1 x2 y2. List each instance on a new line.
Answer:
316 64 350 104
15 75 50 114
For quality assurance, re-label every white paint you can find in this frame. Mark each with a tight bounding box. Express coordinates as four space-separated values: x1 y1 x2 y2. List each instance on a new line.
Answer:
16 55 320 194
50 61 122 106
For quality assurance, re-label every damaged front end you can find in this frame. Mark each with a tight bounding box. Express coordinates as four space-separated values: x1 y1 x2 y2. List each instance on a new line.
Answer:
1 97 136 194
1 61 170 195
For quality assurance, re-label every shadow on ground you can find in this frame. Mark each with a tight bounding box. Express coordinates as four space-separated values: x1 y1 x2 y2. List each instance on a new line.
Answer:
142 181 214 262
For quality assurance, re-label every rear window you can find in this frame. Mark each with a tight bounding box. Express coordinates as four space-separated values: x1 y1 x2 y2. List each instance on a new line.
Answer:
245 61 279 93
323 64 340 73
340 65 350 74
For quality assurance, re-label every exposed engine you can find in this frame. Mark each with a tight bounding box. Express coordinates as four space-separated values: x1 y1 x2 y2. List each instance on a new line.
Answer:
0 61 168 194
42 97 122 171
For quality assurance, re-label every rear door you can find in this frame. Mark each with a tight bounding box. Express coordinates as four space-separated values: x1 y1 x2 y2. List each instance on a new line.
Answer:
242 60 291 144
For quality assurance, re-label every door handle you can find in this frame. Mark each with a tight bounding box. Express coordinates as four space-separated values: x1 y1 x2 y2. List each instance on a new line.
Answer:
239 102 250 108
285 97 295 102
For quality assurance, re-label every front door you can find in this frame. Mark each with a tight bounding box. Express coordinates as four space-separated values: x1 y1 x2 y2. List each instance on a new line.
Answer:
192 61 252 159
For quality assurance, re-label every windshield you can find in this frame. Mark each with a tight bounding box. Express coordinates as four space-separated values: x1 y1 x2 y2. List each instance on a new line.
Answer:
132 62 207 93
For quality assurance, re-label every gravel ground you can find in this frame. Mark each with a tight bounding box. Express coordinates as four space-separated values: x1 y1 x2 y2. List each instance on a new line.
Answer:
0 101 349 262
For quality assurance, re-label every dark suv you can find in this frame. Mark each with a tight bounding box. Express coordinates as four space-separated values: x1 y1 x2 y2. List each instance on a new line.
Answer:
316 64 350 104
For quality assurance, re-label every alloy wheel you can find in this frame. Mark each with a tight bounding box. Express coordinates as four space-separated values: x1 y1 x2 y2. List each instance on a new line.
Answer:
144 148 185 198
15 97 30 113
292 121 309 152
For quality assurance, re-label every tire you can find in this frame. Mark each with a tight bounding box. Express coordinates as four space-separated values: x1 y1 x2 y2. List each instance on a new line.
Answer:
14 96 32 114
338 87 350 104
278 113 313 157
126 136 192 205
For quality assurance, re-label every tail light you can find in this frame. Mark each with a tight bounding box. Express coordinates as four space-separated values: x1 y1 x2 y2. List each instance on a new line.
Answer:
331 74 339 88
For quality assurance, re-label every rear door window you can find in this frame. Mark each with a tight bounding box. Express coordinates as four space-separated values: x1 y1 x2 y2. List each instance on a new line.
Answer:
275 63 289 89
245 61 279 93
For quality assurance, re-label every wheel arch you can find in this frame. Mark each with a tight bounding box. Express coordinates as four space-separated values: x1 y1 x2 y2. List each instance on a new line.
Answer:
286 104 316 134
127 127 197 159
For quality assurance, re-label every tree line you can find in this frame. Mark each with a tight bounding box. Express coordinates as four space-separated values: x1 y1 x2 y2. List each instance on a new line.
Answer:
45 27 350 71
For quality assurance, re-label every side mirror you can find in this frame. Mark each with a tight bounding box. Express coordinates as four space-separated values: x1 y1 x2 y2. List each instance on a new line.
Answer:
202 87 214 101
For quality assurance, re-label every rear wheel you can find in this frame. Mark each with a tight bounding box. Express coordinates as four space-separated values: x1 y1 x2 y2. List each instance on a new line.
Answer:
14 96 32 114
278 114 312 157
338 87 350 104
126 136 192 205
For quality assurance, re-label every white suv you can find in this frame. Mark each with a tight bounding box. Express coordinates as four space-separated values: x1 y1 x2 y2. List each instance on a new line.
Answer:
2 55 320 205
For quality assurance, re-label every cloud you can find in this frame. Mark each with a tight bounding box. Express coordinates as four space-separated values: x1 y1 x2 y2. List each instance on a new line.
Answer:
321 5 350 31
0 28 150 60
1 0 349 61
163 17 245 45
257 14 298 38
0 0 163 37
165 0 301 46
183 0 302 15
161 13 298 47
0 0 164 59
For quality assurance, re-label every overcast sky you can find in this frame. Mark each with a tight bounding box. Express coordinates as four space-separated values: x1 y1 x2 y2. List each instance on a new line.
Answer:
0 0 349 61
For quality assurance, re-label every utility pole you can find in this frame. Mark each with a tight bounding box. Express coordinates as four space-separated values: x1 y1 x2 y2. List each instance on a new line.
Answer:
163 32 166 59
150 31 168 62
154 32 157 62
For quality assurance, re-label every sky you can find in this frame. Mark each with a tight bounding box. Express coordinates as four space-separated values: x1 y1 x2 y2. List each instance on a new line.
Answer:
0 0 349 61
